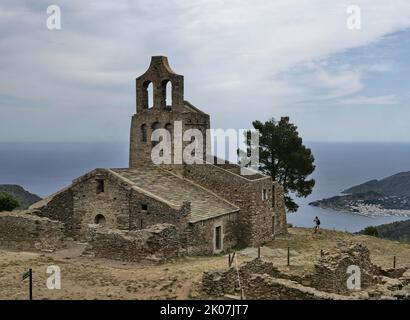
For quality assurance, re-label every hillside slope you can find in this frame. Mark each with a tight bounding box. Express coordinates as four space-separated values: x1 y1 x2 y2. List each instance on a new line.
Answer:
0 185 41 209
360 219 410 243
343 171 410 197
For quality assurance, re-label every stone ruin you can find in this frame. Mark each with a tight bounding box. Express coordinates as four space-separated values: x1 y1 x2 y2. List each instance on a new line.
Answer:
202 241 410 300
0 210 184 262
0 211 65 252
310 242 380 294
202 258 344 299
82 223 182 262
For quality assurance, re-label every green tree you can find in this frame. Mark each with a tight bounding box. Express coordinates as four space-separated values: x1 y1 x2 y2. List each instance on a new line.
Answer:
363 226 379 237
0 192 20 212
241 117 315 212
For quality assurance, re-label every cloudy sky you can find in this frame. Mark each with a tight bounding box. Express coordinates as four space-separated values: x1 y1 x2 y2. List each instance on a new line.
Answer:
1 0 410 143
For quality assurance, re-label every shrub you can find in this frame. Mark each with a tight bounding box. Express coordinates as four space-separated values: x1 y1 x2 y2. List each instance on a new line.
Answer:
0 192 20 212
363 226 379 237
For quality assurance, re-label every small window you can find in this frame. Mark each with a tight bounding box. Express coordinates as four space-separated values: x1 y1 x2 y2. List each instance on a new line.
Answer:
262 189 268 200
215 226 222 251
94 214 106 225
141 204 148 211
141 124 148 142
96 179 105 194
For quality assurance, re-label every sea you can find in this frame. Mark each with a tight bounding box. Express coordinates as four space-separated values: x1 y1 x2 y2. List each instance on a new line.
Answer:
0 142 409 232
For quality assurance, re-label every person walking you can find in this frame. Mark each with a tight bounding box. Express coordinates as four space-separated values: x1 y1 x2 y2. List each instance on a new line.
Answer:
313 216 321 234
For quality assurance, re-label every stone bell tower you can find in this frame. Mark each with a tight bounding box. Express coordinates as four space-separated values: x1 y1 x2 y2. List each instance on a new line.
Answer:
129 56 210 171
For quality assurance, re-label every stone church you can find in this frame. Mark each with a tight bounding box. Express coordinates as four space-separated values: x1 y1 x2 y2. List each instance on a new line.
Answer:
30 56 287 255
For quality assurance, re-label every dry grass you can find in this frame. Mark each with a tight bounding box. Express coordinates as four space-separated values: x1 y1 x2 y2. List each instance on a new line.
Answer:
0 227 409 300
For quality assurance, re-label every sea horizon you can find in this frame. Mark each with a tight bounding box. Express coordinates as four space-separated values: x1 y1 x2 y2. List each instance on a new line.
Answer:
1 141 409 232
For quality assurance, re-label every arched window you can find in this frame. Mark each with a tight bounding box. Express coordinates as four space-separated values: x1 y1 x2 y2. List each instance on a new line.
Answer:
165 123 173 134
141 124 147 142
147 82 154 108
165 81 172 107
94 214 106 225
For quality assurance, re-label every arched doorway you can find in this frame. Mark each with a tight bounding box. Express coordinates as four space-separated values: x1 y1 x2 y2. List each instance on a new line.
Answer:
94 214 106 226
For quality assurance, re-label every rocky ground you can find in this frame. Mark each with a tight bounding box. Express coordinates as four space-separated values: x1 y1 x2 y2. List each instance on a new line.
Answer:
0 227 409 300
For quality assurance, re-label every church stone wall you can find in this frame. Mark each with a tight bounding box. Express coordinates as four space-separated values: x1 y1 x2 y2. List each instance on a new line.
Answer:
71 170 132 236
184 164 280 246
184 213 238 255
128 191 190 231
273 182 287 235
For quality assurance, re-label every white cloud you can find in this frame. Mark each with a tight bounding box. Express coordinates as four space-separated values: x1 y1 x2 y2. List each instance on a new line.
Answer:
0 0 410 141
337 95 398 105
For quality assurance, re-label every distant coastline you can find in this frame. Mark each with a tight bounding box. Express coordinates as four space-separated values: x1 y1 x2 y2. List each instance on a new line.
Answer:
309 171 410 218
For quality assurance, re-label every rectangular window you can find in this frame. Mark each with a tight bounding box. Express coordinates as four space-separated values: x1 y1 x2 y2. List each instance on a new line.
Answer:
96 179 105 194
262 189 267 200
141 204 148 211
215 226 222 251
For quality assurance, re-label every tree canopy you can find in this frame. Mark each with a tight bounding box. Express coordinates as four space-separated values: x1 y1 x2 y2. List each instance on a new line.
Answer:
242 117 315 212
0 192 20 212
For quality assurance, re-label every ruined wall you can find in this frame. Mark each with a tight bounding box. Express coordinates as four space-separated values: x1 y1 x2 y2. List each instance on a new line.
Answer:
32 187 74 236
184 213 238 255
246 274 343 300
311 242 381 294
202 258 281 296
184 164 277 246
0 212 64 252
83 223 181 262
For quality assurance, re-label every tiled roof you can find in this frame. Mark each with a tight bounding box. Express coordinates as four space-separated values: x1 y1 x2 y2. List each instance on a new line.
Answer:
111 167 238 223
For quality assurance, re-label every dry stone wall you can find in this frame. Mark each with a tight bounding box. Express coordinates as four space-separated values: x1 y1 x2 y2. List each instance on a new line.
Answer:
246 274 344 300
311 242 381 294
0 211 64 252
202 258 282 296
83 223 181 262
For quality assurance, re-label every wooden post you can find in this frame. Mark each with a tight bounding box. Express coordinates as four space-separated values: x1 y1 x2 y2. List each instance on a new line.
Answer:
229 251 236 267
257 246 261 259
320 249 323 257
29 268 33 301
287 247 290 266
393 256 396 269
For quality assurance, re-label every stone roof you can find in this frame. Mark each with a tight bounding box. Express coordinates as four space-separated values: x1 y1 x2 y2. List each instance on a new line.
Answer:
111 167 239 223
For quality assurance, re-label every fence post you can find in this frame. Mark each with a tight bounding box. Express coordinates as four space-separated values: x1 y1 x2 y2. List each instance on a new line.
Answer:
287 247 290 266
257 246 261 259
393 256 396 269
